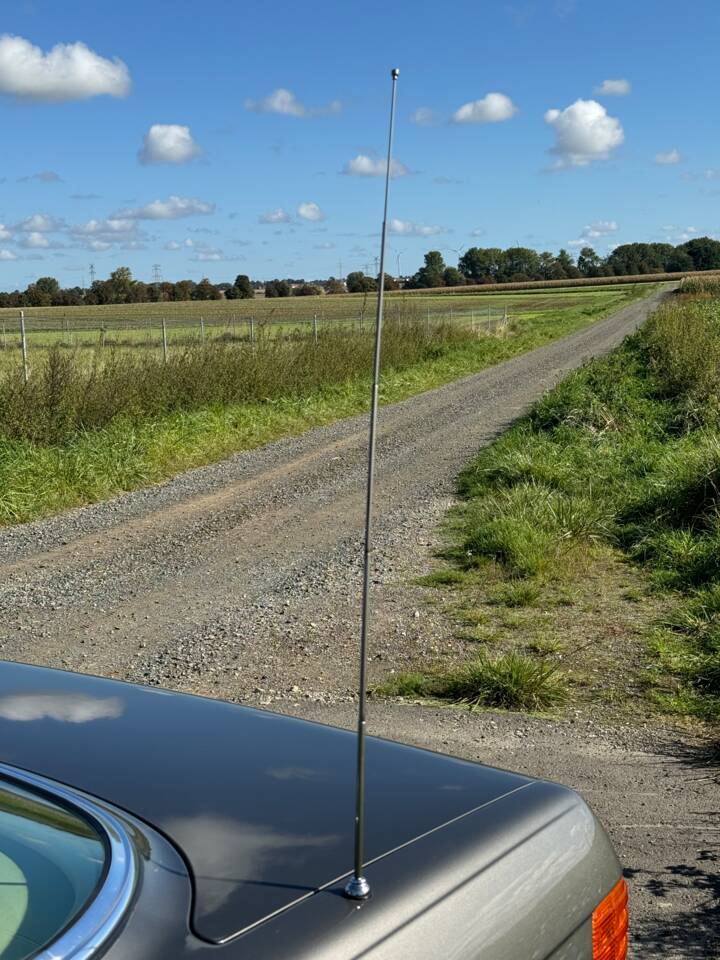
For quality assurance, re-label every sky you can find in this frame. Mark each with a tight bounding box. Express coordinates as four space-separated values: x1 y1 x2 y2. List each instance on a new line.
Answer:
0 0 718 289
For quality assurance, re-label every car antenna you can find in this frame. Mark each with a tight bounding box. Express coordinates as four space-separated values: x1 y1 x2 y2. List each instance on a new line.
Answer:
344 66 400 902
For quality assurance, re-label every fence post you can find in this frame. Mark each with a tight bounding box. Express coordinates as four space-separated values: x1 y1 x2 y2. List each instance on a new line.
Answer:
19 310 29 384
487 305 491 331
471 309 475 334
162 318 168 363
313 313 318 345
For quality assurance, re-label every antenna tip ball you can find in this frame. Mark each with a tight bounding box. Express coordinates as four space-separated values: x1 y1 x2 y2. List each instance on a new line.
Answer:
391 68 400 78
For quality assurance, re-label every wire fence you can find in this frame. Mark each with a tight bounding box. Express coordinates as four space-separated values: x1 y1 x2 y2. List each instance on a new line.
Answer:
0 304 511 380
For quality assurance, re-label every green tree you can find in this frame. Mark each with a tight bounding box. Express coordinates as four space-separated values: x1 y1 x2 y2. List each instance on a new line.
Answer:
666 249 694 273
193 277 220 300
576 246 601 277
346 271 376 293
501 247 541 281
412 250 446 288
325 277 346 294
293 283 323 296
458 247 504 284
442 266 465 286
109 266 133 303
680 237 720 272
234 274 255 299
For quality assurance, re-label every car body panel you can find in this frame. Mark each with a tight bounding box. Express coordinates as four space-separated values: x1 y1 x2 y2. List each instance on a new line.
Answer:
0 663 621 957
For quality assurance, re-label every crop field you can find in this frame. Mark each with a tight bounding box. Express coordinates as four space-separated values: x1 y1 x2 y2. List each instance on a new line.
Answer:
0 283 653 363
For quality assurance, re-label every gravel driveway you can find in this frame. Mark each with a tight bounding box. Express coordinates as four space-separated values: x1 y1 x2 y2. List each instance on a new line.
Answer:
1 284 716 957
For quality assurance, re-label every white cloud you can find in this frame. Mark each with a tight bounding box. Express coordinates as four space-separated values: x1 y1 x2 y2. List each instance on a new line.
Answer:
655 149 681 165
313 242 335 250
259 208 291 224
0 34 130 101
594 79 631 96
389 218 447 237
452 92 518 124
165 238 194 250
116 195 215 220
0 693 122 723
191 246 227 261
0 249 16 260
342 154 409 178
582 220 618 239
470 229 485 237
544 99 624 168
72 218 136 236
0 224 10 241
705 169 720 180
410 107 438 126
568 220 619 248
245 88 341 118
139 124 201 165
297 201 325 222
20 232 50 248
18 213 63 232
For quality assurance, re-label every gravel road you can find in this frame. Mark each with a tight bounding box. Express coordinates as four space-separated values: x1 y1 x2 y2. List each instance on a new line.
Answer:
1 284 716 957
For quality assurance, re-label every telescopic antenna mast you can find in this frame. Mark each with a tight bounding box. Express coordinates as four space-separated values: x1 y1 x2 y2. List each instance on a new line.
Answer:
344 66 400 902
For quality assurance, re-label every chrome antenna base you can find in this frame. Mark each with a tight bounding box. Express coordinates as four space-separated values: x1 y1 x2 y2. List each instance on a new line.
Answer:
344 875 371 900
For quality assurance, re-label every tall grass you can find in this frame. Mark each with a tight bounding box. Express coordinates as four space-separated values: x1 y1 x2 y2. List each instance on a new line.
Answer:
454 294 720 719
0 317 468 445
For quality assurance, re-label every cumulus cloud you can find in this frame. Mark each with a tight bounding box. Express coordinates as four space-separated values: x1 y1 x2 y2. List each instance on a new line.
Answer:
452 92 518 124
0 34 130 101
569 220 619 247
594 79 630 96
297 201 325 222
410 107 438 126
18 213 63 232
139 124 201 165
258 208 291 224
191 246 228 261
544 99 624 168
655 149 681 165
581 220 618 239
0 224 10 241
115 195 215 220
245 88 341 118
72 217 137 236
0 249 17 260
342 154 409 178
20 232 50 248
165 238 194 250
389 218 447 237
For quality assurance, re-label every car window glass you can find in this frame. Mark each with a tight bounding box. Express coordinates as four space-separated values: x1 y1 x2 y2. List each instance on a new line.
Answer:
0 779 106 959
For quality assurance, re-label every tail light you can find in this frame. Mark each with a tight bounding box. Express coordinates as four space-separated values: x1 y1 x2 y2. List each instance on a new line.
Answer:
592 877 628 959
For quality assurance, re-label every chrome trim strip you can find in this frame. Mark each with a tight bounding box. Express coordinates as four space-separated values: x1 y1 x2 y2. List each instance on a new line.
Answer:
0 761 137 960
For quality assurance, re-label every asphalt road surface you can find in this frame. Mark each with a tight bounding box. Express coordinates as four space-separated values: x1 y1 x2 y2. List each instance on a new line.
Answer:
1 284 716 957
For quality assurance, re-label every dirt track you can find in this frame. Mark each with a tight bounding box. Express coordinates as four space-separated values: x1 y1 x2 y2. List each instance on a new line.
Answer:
1 284 716 957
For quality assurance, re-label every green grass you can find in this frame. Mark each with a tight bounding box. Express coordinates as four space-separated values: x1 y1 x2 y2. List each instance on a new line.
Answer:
433 291 720 722
0 284 655 526
373 650 567 711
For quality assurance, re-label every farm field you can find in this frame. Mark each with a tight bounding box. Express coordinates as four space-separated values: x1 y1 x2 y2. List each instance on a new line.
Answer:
0 282 656 359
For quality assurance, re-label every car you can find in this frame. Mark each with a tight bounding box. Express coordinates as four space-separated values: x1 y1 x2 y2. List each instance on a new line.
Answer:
0 660 627 959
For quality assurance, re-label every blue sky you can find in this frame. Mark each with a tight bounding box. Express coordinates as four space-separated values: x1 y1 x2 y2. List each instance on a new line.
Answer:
0 0 718 288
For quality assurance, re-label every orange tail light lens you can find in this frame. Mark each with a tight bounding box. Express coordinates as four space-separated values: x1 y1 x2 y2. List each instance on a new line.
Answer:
592 877 628 960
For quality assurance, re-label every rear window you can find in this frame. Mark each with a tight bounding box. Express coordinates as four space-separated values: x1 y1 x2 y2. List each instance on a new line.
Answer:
0 779 106 959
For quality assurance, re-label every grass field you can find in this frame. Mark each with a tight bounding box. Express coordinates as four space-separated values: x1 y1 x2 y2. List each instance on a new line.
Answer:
381 288 720 725
0 282 656 526
0 284 653 359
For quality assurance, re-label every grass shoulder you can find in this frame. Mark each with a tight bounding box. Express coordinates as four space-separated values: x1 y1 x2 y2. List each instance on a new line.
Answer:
374 291 720 730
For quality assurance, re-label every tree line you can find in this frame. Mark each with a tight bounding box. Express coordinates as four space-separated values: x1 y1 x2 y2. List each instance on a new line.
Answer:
1 238 719 308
